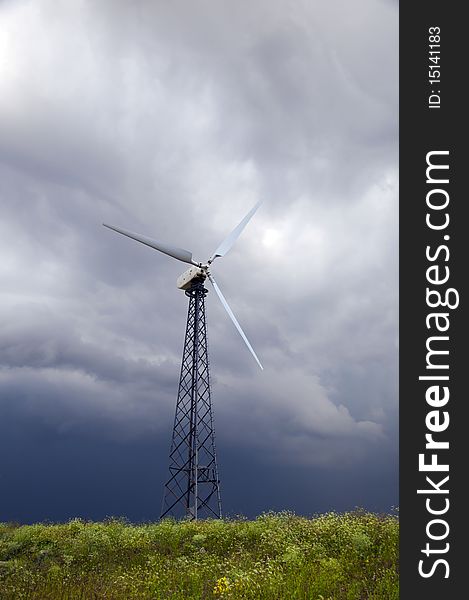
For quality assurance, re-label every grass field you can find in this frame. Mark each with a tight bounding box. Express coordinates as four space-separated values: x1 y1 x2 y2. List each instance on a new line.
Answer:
0 511 398 599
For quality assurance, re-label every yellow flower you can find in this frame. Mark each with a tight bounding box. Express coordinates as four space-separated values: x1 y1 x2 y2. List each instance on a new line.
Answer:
213 576 230 595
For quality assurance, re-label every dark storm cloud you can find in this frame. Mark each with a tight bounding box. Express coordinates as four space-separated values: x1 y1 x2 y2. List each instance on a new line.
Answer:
0 0 397 518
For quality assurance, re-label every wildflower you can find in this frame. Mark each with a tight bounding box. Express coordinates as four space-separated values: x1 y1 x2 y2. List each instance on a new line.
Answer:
213 576 230 595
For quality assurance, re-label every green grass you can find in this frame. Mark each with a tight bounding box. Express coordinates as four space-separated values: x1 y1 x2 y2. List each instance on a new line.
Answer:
0 510 398 599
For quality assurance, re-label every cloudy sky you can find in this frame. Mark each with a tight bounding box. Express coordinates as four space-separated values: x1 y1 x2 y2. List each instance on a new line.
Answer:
0 0 398 522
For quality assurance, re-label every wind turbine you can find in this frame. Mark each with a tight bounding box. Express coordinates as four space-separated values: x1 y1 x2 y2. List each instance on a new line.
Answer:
103 201 263 520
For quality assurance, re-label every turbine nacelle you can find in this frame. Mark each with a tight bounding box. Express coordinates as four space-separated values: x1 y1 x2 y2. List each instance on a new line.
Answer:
176 266 207 290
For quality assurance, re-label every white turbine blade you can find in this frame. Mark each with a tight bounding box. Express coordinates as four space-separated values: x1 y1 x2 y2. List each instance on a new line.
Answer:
103 223 197 266
209 200 262 263
208 273 263 370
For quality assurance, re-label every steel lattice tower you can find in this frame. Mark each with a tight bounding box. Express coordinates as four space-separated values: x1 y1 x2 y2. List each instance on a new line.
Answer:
160 277 222 520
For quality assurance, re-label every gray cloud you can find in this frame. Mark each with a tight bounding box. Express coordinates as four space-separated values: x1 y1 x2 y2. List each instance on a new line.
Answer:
0 0 397 516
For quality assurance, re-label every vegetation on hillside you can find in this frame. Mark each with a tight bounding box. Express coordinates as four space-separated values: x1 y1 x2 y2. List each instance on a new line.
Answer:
0 510 398 599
